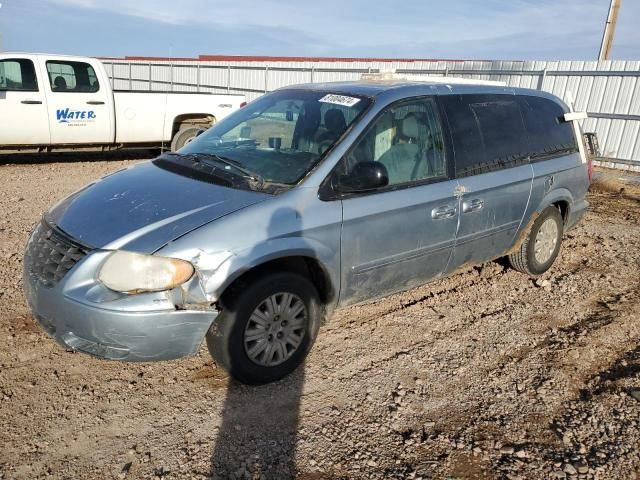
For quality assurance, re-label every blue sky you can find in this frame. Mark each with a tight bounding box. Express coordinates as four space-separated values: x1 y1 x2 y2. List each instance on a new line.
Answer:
1 0 638 60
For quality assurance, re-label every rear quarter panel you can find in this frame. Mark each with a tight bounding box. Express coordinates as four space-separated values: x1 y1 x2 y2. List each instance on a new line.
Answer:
524 153 589 231
113 92 244 144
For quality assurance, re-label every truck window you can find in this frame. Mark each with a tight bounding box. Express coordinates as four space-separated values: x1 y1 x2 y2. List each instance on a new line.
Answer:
45 61 100 93
441 94 528 178
518 95 578 160
0 59 38 91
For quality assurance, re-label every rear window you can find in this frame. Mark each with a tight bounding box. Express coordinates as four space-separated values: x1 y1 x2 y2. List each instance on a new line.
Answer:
518 95 578 160
441 94 529 178
46 61 99 93
0 59 38 91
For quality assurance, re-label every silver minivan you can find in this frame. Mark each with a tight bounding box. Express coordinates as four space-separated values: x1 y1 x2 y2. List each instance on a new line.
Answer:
23 80 591 384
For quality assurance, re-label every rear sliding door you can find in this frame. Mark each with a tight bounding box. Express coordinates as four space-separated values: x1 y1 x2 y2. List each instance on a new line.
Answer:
440 93 533 270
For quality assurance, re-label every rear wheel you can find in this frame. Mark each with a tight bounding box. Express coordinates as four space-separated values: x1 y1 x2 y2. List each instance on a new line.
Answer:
171 126 204 152
206 272 321 385
509 206 563 276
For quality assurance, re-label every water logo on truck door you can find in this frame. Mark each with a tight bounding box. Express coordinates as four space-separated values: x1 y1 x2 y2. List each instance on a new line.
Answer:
56 108 96 125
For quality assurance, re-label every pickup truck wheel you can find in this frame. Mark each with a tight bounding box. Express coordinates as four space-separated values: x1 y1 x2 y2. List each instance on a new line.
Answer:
206 272 321 385
509 206 563 276
171 127 203 152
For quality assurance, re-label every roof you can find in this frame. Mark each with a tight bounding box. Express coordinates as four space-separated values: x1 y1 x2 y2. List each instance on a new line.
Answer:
1 52 93 59
277 80 518 97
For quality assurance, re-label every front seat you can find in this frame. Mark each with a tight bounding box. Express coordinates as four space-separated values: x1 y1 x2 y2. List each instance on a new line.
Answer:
317 109 347 152
318 108 347 143
53 76 67 91
378 115 423 184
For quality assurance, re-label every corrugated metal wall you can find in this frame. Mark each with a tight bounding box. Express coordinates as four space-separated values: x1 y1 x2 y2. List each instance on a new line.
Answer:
102 58 640 166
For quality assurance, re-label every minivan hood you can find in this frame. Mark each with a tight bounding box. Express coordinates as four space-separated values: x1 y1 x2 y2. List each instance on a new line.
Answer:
46 160 270 253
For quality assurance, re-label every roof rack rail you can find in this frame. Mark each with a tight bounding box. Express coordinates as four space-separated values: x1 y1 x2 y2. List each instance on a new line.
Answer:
361 70 507 87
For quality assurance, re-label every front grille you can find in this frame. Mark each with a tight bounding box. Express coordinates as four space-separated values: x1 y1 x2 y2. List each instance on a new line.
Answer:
25 221 89 287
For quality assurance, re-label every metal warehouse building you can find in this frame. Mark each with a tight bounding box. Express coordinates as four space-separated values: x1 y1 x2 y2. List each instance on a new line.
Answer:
102 55 640 170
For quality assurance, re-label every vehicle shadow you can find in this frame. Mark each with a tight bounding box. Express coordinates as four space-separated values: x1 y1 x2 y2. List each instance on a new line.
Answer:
0 149 159 165
209 206 314 479
209 367 306 479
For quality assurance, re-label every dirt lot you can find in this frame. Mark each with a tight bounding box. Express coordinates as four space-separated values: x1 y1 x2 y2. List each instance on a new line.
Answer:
1 158 639 480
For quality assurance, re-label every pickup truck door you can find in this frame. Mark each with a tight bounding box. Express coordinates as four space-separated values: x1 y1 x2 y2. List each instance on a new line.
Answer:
0 56 50 146
38 57 114 145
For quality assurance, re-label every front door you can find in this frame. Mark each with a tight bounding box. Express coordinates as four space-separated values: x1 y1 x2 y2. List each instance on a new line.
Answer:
0 56 50 146
336 97 459 306
40 58 113 145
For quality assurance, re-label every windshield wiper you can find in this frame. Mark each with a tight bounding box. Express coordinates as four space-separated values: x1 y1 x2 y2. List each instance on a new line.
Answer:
166 152 265 187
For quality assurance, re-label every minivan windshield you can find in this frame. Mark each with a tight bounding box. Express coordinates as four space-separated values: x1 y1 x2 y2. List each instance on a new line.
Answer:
179 89 371 186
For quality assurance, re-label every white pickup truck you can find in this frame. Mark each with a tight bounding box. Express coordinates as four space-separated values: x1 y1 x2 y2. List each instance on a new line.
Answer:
0 53 245 153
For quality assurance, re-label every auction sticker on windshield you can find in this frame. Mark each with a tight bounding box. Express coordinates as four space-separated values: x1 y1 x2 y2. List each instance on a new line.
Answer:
319 94 361 107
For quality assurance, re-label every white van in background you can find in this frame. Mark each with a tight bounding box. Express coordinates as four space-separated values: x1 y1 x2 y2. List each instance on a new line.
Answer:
0 53 245 153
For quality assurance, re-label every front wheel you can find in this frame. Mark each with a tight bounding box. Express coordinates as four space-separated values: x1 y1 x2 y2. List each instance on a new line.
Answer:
206 272 321 385
509 206 563 276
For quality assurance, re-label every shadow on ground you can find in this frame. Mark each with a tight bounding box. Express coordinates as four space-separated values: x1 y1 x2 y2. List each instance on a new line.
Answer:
210 366 306 479
0 149 159 165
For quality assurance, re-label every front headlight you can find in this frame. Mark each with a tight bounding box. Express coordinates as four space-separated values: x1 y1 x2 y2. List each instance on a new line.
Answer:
98 251 194 293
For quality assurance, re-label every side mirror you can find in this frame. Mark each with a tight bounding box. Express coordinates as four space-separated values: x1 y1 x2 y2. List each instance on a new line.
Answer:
335 161 389 193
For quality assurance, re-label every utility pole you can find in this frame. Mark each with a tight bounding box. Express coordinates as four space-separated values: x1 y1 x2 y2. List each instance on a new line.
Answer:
599 0 621 61
0 3 4 52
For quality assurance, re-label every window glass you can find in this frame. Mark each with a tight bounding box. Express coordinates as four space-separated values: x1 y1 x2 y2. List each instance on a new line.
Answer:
221 98 303 150
439 95 482 177
470 97 528 170
518 95 577 160
317 103 360 154
179 89 371 186
442 94 529 178
0 59 38 91
46 61 99 93
218 98 363 157
342 98 447 186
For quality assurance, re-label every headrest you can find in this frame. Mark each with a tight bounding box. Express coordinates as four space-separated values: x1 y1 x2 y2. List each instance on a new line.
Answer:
325 109 347 133
401 115 420 139
54 76 67 90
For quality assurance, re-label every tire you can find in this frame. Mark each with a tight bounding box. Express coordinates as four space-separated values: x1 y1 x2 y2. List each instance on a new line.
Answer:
171 126 204 152
206 272 321 385
509 206 563 276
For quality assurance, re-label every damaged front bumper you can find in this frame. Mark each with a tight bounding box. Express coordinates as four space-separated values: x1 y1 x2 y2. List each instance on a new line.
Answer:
23 248 218 362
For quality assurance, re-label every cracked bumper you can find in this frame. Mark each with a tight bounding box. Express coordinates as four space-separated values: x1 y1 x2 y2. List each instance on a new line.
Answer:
23 252 218 362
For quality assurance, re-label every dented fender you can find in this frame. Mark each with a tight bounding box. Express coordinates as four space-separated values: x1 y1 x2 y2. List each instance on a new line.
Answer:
171 237 338 306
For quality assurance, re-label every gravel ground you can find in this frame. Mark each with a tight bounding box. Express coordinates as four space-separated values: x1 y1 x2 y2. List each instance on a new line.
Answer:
0 158 639 480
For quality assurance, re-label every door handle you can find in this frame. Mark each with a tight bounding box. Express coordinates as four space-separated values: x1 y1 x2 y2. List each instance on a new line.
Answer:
462 198 484 213
431 206 457 220
86 101 105 105
21 100 42 105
